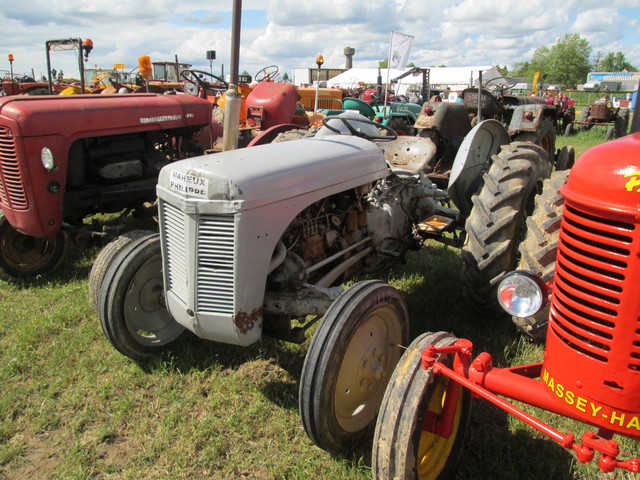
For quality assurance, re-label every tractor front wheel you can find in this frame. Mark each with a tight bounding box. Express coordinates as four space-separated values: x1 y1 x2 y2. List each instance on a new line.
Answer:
299 280 409 453
88 230 155 308
97 233 185 361
461 142 551 313
0 211 68 280
372 331 472 480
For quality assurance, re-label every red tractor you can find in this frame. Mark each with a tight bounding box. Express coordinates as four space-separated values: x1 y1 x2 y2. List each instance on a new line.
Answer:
372 129 640 478
0 78 307 280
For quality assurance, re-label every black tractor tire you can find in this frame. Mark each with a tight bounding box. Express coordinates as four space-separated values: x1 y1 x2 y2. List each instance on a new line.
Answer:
513 116 556 162
299 280 410 453
554 145 575 171
0 211 68 280
461 142 552 313
372 331 472 480
513 170 568 341
615 108 630 138
88 230 154 309
577 107 591 131
97 233 185 361
564 122 574 137
605 126 615 140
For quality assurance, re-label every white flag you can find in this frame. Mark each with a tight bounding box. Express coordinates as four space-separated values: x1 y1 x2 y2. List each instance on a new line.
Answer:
388 31 413 69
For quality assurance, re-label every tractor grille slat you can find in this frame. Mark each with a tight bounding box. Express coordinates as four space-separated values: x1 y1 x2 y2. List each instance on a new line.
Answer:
162 202 189 304
0 126 28 210
196 215 235 315
551 201 636 365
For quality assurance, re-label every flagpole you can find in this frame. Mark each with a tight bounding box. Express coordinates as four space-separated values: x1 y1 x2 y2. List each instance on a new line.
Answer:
384 32 394 119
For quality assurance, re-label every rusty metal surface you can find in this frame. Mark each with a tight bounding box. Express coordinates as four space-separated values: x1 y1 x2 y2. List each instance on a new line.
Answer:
234 306 263 334
379 135 437 174
507 104 545 135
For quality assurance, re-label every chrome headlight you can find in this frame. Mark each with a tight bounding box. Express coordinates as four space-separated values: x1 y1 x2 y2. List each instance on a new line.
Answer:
497 270 548 317
41 147 55 171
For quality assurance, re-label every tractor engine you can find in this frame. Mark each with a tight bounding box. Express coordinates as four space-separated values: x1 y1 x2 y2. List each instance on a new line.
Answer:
542 133 640 440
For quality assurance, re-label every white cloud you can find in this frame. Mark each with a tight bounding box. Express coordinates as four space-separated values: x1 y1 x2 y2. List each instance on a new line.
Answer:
1 0 639 81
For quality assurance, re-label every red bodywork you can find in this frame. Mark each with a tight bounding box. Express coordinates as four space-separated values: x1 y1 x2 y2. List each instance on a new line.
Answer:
422 133 640 473
0 94 216 238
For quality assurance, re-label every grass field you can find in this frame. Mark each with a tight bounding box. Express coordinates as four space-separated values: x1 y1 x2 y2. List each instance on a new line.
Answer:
0 128 637 480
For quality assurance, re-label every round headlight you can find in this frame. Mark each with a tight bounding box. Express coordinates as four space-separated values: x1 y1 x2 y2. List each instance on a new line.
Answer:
497 270 547 317
41 147 55 171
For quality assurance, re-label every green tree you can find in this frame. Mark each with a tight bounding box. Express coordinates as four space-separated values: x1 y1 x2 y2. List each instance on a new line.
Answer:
282 72 289 82
599 51 637 71
525 33 591 89
493 64 509 76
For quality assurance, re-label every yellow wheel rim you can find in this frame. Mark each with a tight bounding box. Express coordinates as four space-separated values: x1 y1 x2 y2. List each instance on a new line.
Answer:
417 376 463 480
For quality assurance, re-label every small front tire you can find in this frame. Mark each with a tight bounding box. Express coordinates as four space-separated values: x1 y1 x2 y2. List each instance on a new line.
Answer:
0 211 68 280
299 280 410 453
97 233 185 361
372 331 472 480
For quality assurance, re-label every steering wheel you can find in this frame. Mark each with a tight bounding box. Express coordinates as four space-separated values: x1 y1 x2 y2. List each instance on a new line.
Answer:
322 115 397 141
483 76 519 94
181 69 229 92
255 65 279 82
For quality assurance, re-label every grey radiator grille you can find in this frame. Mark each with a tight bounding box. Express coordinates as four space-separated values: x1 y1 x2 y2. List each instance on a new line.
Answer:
162 202 189 304
196 215 235 314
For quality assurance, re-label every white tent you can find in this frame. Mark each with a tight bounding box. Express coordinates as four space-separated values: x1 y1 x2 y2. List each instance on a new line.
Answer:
327 66 504 95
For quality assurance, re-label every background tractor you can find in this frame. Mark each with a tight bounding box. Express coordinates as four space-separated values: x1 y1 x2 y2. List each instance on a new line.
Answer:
92 111 558 454
569 97 630 139
0 72 316 280
373 115 640 479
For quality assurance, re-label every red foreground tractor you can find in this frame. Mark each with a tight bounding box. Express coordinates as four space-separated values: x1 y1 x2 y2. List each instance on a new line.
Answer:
0 80 306 280
373 129 640 478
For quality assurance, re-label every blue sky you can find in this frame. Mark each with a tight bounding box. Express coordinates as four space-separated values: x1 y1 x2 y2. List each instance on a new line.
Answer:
1 0 638 82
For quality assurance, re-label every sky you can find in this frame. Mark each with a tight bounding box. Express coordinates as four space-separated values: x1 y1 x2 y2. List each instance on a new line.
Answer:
1 0 639 83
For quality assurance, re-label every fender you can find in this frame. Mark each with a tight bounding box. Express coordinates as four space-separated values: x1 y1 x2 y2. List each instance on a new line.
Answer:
447 119 510 217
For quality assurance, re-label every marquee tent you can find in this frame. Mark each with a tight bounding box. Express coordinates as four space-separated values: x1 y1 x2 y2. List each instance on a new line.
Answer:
326 66 504 95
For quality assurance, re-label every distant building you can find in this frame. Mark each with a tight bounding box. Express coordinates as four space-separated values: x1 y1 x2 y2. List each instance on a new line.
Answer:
579 71 640 91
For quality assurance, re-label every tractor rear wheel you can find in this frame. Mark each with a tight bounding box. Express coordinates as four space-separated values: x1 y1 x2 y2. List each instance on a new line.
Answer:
299 280 409 453
512 170 568 341
372 331 472 480
461 142 551 313
606 126 615 140
615 108 630 138
97 233 185 360
0 211 68 280
513 116 556 162
577 107 591 131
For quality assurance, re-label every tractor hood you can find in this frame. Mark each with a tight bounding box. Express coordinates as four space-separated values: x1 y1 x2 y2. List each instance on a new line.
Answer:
157 135 388 213
0 93 213 138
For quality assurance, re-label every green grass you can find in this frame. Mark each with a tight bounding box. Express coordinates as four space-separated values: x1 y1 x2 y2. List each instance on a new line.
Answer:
1 133 637 480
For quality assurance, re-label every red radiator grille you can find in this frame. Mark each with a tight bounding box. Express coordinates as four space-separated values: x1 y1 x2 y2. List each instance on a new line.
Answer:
550 201 637 368
0 126 28 210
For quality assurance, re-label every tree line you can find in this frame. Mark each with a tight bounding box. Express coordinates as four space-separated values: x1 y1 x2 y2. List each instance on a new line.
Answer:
494 33 637 90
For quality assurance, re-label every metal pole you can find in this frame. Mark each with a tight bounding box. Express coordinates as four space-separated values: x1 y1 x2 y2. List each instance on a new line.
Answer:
630 80 640 135
477 70 483 121
222 0 242 151
77 38 86 94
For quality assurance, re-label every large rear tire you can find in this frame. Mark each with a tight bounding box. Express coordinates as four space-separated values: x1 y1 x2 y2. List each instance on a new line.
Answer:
372 331 472 480
97 233 185 361
461 142 551 313
512 170 568 341
513 116 556 161
615 108 629 138
0 211 68 280
577 107 591 131
299 280 410 453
